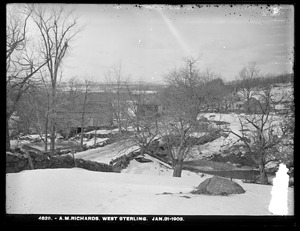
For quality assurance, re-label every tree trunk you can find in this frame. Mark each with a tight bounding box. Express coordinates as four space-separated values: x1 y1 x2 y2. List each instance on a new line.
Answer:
94 128 97 146
71 149 77 167
26 150 35 170
80 84 89 146
80 110 85 146
257 162 268 184
50 84 56 155
50 123 56 155
118 119 122 135
80 125 84 146
136 113 140 133
44 114 48 153
173 159 183 177
6 117 10 151
140 146 144 156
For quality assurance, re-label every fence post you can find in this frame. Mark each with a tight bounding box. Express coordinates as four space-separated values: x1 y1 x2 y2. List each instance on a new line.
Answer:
26 150 34 170
252 167 256 182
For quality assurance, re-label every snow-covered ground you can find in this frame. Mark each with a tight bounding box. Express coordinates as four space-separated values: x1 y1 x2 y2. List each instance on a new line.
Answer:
189 112 285 160
122 154 181 176
83 138 109 148
84 129 119 135
236 83 293 103
10 135 110 151
199 113 247 155
10 128 117 150
6 165 294 215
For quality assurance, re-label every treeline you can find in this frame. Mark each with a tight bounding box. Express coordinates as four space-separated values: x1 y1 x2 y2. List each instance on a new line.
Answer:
227 72 293 90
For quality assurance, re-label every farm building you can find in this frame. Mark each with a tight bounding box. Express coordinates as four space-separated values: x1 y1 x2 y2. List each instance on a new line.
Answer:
136 95 163 118
227 93 244 111
56 97 113 137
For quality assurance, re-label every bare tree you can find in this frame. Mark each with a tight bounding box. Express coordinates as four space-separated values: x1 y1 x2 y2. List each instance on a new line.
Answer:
237 62 260 113
19 72 71 153
40 71 52 152
105 62 130 135
226 85 292 184
31 4 80 155
161 57 210 177
55 77 80 140
18 83 48 143
119 82 161 155
202 75 231 112
79 80 92 146
6 4 49 150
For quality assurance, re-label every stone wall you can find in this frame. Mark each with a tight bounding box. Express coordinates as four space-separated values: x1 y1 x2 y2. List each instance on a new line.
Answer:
109 151 141 172
6 151 115 174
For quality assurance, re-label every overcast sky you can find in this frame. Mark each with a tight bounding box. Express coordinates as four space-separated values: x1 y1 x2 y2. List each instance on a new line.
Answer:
60 4 294 83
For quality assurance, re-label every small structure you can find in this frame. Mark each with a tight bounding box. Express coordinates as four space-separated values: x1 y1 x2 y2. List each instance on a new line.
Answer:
228 93 244 111
57 101 113 137
233 101 244 111
136 96 163 117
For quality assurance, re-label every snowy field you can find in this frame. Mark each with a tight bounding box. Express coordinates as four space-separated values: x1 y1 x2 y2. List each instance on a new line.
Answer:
6 160 294 215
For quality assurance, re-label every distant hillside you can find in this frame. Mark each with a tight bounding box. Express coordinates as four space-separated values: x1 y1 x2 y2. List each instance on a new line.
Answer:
59 81 168 93
226 73 293 90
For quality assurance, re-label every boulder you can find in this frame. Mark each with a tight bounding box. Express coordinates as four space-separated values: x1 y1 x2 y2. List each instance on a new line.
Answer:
34 154 46 162
191 176 245 196
6 152 24 161
17 160 27 168
6 166 16 173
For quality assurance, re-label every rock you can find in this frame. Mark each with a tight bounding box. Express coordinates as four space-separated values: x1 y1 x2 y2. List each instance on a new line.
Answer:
6 149 115 173
28 151 39 159
17 160 26 168
289 177 294 187
48 155 74 168
34 155 46 162
6 166 16 173
75 158 115 172
191 176 245 196
34 162 47 169
6 153 16 162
